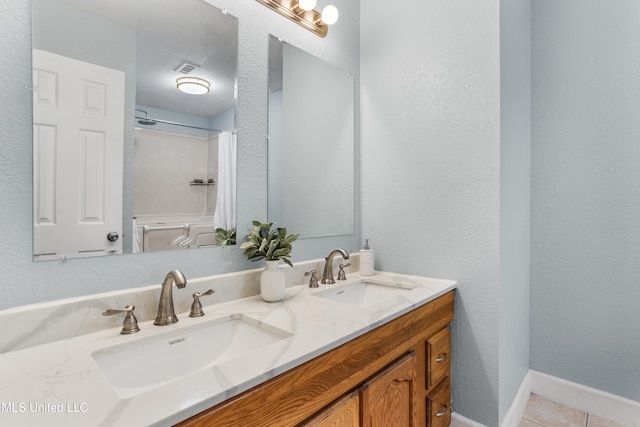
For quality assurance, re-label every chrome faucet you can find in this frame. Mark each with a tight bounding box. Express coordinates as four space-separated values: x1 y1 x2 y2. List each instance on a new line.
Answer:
154 270 187 326
321 248 350 284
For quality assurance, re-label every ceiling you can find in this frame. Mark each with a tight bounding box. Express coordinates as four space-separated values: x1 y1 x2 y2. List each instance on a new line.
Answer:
61 0 238 118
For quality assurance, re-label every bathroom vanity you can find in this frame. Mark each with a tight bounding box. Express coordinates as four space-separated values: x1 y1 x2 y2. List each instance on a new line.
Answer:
177 290 453 427
0 267 455 427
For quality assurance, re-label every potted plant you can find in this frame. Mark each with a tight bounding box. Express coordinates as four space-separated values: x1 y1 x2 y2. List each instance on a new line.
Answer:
240 221 299 301
215 227 236 246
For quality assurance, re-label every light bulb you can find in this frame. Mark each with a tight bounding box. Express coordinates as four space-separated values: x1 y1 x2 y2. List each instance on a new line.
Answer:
321 5 339 25
176 77 210 95
298 0 316 11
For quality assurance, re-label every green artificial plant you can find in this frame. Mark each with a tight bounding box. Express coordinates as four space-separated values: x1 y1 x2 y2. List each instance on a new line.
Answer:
240 221 300 267
215 227 236 246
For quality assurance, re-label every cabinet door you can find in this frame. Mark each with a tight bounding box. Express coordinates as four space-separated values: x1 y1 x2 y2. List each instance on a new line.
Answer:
360 352 418 427
427 377 451 427
300 391 360 427
427 328 450 389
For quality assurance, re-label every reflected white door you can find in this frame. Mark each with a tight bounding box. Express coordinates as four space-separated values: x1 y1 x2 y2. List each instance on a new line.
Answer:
33 49 125 260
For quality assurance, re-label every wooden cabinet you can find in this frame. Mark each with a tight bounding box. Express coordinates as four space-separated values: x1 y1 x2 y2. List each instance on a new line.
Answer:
301 391 360 427
302 353 420 427
176 291 453 427
427 377 451 427
360 352 418 427
427 328 450 389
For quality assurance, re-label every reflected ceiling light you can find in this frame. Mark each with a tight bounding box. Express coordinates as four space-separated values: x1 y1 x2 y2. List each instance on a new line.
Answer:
176 77 210 95
255 0 338 38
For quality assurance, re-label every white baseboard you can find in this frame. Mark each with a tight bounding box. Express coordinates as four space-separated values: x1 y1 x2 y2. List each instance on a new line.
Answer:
451 412 487 427
501 371 534 427
502 370 640 427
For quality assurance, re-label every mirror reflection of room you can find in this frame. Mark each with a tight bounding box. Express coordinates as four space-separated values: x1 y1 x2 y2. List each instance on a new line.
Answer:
267 36 355 239
132 108 236 254
31 0 238 261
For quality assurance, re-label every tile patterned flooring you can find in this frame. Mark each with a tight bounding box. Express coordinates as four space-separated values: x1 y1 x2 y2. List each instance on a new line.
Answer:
518 394 634 427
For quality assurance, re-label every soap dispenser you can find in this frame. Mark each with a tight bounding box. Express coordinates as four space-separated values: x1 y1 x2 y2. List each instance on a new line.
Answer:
360 239 374 276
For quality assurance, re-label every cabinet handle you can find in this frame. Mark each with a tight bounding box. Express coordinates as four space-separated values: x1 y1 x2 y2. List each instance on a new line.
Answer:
436 352 448 362
436 405 448 417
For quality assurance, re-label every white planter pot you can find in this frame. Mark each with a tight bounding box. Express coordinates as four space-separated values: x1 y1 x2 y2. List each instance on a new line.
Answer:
260 260 286 302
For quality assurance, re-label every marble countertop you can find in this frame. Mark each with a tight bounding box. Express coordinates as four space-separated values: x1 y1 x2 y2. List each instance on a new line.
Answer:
0 271 456 426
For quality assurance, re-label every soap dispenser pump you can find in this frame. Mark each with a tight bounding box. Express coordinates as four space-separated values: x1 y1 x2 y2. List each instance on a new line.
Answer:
360 238 374 276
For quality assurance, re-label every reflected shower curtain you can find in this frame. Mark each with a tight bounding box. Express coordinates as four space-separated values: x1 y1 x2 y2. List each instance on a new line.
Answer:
213 131 237 231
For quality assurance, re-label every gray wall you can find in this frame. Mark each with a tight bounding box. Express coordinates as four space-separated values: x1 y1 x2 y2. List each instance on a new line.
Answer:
9 0 639 421
0 0 360 310
499 0 531 423
208 107 235 133
531 0 640 402
361 1 502 425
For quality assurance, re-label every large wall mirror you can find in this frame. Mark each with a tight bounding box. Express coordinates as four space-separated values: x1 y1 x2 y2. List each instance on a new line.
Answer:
31 0 238 261
267 36 355 239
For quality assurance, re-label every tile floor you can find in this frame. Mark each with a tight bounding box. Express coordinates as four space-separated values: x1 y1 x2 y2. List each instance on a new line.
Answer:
518 394 634 427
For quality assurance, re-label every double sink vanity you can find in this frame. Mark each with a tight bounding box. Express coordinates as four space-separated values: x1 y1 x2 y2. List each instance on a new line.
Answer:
0 258 456 426
18 0 455 424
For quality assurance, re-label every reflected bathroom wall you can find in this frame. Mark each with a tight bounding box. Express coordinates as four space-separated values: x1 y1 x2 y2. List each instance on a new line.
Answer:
131 104 236 253
268 36 355 239
132 128 218 253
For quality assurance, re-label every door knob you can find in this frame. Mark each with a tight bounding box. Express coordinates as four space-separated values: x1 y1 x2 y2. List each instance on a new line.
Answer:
107 231 119 242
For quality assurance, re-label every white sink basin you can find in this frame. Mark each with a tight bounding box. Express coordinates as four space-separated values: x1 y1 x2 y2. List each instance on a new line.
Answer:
312 280 416 307
92 314 291 398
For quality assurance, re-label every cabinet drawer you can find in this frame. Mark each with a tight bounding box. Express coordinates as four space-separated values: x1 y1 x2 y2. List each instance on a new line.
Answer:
426 328 450 389
427 377 450 427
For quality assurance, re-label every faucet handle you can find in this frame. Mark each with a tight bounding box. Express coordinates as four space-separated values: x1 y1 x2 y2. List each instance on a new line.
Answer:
102 305 140 335
305 270 319 288
337 263 351 281
189 289 215 317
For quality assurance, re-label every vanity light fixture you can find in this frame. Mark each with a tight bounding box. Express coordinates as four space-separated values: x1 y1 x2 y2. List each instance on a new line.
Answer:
298 0 316 10
320 5 338 25
256 0 339 38
176 77 211 95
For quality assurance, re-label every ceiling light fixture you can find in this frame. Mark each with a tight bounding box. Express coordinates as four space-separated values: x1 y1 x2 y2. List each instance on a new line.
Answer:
176 77 210 95
255 0 339 38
